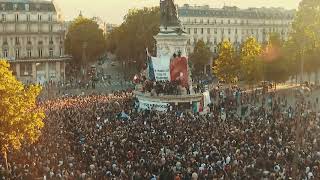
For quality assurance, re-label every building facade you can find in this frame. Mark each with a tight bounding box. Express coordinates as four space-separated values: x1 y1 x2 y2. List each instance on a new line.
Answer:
0 0 70 84
178 4 295 54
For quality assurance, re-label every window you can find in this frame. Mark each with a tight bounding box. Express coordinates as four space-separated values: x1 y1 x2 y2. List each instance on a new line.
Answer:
235 28 238 34
214 19 217 24
49 36 53 44
228 20 230 24
194 28 197 34
221 20 223 24
3 37 7 45
26 37 31 44
49 25 53 32
15 49 20 58
200 19 203 24
48 14 53 22
207 19 210 24
25 4 29 11
27 14 30 21
3 49 8 58
59 47 63 56
1 14 6 22
49 48 54 57
221 28 224 34
15 14 19 22
187 28 190 34
207 28 210 34
228 29 231 34
214 28 217 34
15 37 20 45
27 49 32 57
214 37 217 44
38 48 43 58
20 63 32 76
201 28 204 34
38 14 42 21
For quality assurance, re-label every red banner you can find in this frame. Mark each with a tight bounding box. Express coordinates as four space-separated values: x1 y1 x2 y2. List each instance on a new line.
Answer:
170 57 189 87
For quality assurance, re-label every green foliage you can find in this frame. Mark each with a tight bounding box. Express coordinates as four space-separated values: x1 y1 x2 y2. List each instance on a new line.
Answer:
291 0 320 76
262 33 290 83
65 16 106 64
106 7 160 69
189 40 212 75
213 40 239 83
0 60 45 169
240 37 263 85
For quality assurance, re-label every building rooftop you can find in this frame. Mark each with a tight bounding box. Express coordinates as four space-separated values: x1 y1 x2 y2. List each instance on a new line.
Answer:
178 4 295 19
0 0 56 12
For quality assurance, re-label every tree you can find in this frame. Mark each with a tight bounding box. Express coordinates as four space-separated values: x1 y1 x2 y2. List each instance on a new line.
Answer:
106 7 160 77
262 33 291 86
240 37 263 85
0 60 45 170
213 40 240 83
291 0 320 83
189 40 212 76
65 16 106 68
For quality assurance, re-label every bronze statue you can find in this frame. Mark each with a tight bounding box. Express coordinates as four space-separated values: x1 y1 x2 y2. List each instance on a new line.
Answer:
160 0 180 28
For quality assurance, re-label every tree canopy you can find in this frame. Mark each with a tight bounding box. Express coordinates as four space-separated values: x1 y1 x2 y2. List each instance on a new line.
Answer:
0 60 45 170
262 33 290 84
213 40 239 83
65 16 106 65
290 0 320 81
106 7 160 70
240 37 263 85
189 40 212 75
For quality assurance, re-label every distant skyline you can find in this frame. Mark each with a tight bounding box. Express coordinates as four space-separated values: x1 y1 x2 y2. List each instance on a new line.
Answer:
54 0 301 24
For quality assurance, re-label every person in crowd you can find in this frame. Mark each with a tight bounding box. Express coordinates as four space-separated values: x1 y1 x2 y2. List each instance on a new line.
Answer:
1 86 320 179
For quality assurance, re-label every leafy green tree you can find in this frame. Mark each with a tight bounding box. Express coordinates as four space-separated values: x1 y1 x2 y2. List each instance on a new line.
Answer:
262 33 291 86
291 0 320 83
240 37 263 85
213 40 239 83
65 16 106 67
106 7 160 76
0 60 45 170
189 40 212 75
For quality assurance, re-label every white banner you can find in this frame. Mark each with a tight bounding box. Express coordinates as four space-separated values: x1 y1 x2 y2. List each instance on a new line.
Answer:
151 55 171 81
139 99 168 112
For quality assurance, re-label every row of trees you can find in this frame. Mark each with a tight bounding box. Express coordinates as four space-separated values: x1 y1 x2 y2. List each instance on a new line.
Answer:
213 34 290 85
214 0 320 85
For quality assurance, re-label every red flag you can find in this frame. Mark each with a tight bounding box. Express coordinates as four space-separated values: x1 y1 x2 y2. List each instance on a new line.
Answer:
170 57 189 87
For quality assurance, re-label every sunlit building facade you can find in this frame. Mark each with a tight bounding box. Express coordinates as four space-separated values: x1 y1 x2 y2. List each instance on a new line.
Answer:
178 4 295 54
0 0 71 84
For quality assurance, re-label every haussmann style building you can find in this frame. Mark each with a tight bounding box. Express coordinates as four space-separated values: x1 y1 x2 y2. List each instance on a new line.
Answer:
178 4 295 54
0 0 71 84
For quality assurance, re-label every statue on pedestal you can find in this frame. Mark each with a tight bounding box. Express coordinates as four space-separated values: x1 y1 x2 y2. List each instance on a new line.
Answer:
160 0 180 28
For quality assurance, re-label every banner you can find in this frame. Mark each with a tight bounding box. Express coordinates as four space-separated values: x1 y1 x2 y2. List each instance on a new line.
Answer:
138 99 168 112
170 57 189 87
151 55 171 81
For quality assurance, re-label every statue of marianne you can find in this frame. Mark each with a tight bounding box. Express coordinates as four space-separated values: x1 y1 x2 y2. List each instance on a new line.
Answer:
160 0 181 28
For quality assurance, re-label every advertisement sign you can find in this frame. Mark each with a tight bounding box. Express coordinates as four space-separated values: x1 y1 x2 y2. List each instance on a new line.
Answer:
139 99 168 112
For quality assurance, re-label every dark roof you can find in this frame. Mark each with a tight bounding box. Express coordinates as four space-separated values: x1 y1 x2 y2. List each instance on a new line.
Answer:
178 5 295 20
0 0 56 12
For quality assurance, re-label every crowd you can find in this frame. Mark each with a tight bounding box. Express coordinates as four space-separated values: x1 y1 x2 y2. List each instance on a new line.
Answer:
1 86 320 179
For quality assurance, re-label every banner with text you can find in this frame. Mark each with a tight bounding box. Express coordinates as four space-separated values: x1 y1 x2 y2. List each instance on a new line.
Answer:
151 55 171 81
138 99 168 112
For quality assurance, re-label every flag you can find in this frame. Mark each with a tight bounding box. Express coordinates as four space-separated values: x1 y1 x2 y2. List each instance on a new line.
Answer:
146 48 155 81
170 56 189 87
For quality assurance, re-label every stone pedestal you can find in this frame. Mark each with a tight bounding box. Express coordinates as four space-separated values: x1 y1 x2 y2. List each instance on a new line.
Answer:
154 26 189 57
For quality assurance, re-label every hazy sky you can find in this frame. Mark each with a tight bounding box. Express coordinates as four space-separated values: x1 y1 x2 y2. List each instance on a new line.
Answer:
54 0 301 24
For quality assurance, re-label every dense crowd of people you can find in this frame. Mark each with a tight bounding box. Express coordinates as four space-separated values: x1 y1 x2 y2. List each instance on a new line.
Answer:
1 86 320 179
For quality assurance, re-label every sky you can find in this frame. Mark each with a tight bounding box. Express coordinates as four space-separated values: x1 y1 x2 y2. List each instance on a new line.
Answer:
53 0 301 24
